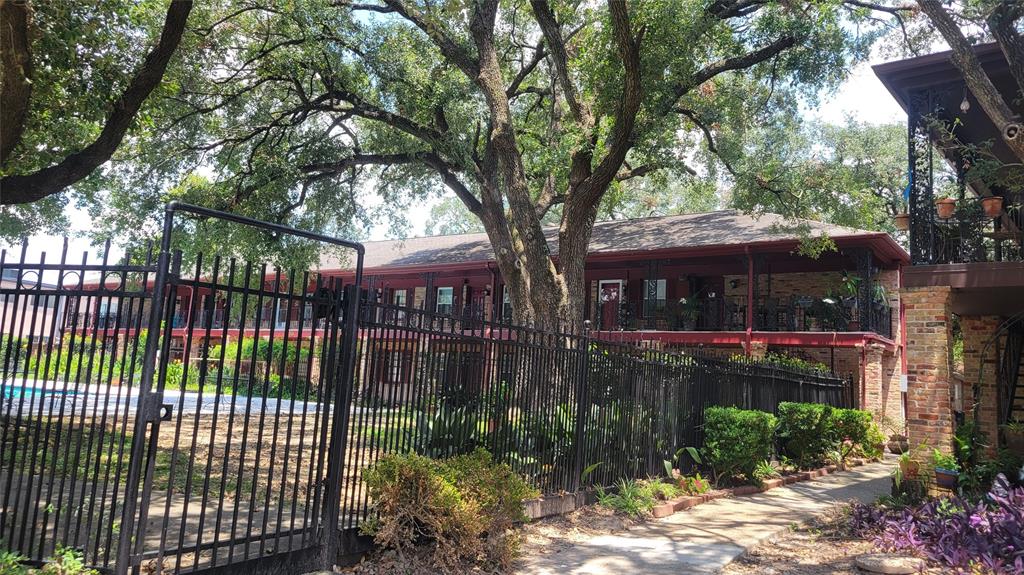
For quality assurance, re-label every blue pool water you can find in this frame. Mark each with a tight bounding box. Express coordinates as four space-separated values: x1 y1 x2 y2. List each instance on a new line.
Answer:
1 385 79 399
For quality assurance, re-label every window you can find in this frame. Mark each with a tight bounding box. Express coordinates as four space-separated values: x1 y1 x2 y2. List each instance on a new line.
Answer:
644 279 667 317
436 287 454 315
393 289 407 307
501 285 513 321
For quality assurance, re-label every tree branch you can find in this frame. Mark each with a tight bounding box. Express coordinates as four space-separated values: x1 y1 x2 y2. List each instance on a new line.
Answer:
1 0 195 205
676 107 740 177
573 0 644 205
301 151 482 213
917 0 1024 163
506 39 545 98
530 0 592 126
987 3 1024 103
380 0 479 78
672 35 796 107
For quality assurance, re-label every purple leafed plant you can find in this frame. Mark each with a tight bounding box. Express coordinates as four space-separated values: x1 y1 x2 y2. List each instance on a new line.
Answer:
850 475 1024 575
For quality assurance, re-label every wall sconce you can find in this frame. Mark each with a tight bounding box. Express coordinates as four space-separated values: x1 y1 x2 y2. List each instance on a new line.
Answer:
729 279 741 289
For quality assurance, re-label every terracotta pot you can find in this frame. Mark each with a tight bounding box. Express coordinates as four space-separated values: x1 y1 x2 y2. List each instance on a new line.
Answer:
899 459 920 478
981 196 1004 218
893 213 910 231
935 198 956 219
847 320 861 331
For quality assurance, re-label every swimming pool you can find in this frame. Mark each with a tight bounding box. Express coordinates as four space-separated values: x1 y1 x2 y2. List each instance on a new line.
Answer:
1 384 79 399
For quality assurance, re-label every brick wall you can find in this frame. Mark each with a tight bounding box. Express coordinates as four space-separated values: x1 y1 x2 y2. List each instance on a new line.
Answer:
902 286 955 455
961 315 1002 455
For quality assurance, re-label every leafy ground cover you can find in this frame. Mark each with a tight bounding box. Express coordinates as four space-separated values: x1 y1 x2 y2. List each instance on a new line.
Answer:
850 476 1024 575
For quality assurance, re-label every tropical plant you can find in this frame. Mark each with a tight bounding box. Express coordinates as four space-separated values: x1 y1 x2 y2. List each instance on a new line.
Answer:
932 449 960 472
596 479 656 519
752 460 781 486
410 406 481 459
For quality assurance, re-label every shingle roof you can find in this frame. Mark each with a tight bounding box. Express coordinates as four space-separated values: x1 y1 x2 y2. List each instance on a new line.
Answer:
320 210 878 271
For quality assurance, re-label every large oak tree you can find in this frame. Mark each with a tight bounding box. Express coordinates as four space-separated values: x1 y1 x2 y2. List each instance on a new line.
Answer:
116 0 909 328
2 0 916 328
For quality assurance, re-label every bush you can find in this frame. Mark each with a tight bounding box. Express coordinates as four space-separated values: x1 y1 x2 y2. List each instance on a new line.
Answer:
702 406 777 484
361 449 535 572
831 408 873 463
777 402 835 468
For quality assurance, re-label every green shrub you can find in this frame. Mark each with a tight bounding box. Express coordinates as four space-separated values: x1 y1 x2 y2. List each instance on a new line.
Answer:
830 408 874 463
777 402 835 468
702 406 777 484
361 449 535 572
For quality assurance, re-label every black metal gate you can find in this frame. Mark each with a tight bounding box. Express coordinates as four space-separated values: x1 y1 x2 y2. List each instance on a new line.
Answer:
1 203 363 574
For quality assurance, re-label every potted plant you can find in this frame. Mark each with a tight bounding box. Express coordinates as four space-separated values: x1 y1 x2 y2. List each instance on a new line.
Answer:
892 200 910 231
932 449 960 489
980 195 1004 218
678 297 701 331
897 451 920 479
935 195 957 219
1003 420 1024 454
887 433 909 454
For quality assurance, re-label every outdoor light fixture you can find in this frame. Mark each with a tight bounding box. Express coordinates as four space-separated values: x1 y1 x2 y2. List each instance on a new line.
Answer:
960 91 971 113
729 279 741 289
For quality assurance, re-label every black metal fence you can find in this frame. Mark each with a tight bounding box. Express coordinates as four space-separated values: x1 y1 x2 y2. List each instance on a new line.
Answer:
1 207 853 575
339 300 853 527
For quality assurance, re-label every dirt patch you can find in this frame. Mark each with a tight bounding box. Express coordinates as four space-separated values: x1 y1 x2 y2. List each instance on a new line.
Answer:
514 504 638 563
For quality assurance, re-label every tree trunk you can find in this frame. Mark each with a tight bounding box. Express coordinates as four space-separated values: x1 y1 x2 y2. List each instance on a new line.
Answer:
918 0 1024 163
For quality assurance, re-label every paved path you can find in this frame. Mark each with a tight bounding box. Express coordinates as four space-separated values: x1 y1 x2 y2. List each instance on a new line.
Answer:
517 460 893 575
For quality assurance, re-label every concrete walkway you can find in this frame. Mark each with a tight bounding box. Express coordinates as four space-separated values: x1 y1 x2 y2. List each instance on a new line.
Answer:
517 460 893 575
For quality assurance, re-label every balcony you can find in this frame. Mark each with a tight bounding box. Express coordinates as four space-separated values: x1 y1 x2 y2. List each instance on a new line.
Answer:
604 295 893 339
911 204 1023 266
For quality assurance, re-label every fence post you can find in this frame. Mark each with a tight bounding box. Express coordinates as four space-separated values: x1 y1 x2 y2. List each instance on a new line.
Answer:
570 335 592 493
321 283 361 568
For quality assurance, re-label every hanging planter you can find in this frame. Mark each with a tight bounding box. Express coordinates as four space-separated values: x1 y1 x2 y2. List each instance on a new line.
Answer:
935 198 957 219
893 213 910 231
981 196 1004 218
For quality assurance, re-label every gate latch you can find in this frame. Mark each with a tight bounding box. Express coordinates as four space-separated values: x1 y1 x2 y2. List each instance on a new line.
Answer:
141 395 173 423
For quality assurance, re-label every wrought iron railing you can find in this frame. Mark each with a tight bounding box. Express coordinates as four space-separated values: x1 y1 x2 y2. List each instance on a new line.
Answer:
600 295 893 337
922 206 1024 265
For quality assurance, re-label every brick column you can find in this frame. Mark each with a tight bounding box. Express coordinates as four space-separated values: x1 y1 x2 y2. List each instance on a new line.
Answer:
902 286 955 456
862 343 885 417
961 315 1001 455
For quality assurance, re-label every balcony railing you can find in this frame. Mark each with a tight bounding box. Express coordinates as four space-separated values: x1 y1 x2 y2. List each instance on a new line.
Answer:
602 295 893 338
917 206 1024 265
66 312 144 330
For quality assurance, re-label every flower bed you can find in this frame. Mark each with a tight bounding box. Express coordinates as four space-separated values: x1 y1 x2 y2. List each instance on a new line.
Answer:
651 458 872 518
850 476 1024 574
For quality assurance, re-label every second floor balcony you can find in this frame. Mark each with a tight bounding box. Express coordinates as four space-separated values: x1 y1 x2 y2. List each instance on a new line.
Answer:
602 294 894 340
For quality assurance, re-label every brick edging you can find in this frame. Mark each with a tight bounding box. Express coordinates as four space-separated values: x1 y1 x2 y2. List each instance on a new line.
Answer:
651 458 874 518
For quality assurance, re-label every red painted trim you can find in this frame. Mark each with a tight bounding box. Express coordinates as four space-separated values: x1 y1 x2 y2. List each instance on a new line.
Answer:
745 248 754 355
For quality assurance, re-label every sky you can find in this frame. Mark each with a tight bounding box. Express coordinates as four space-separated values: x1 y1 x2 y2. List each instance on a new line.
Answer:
2 52 910 269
